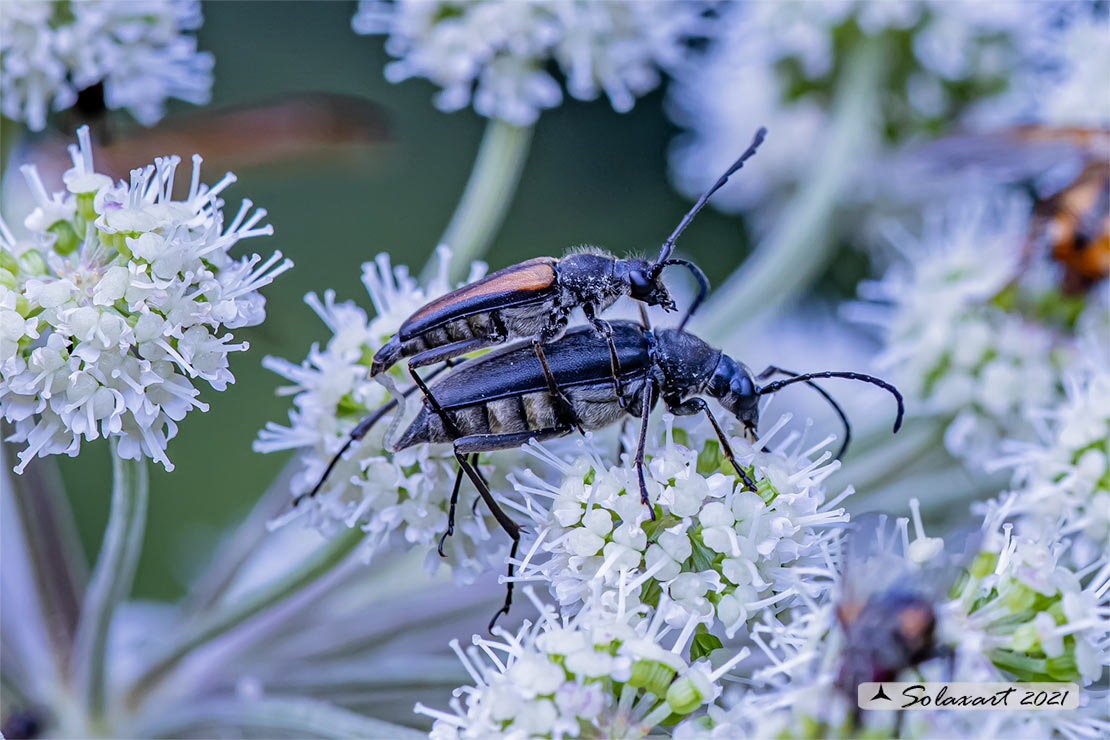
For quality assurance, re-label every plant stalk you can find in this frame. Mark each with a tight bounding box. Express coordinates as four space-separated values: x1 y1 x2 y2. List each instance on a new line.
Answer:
70 440 149 725
133 696 427 740
125 525 364 709
698 36 886 345
428 118 534 282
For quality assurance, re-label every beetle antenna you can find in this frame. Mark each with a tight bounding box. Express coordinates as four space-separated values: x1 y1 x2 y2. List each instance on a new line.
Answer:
756 366 852 459
756 371 905 434
655 126 767 265
656 258 709 331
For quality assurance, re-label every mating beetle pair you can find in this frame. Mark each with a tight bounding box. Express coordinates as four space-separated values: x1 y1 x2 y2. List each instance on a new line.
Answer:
397 321 904 624
296 127 906 627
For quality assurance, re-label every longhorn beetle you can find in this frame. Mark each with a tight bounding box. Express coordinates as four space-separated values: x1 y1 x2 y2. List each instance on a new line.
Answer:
392 320 904 627
368 127 768 402
297 128 769 507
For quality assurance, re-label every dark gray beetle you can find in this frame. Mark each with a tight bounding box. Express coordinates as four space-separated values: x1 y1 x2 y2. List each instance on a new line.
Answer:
298 128 769 509
397 320 904 626
369 128 769 395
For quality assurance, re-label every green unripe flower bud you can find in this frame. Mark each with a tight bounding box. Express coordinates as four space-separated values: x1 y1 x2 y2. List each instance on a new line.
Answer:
0 268 16 289
628 659 677 698
77 192 98 223
18 249 47 276
1004 583 1037 612
1011 622 1039 653
970 550 998 578
0 249 18 274
48 220 80 255
665 670 713 715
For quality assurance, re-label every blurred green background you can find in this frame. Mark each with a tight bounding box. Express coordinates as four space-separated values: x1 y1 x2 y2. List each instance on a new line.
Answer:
55 0 784 601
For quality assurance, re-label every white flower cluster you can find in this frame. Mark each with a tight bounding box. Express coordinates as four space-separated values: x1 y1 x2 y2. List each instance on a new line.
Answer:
673 497 1110 739
352 0 710 125
851 196 1072 465
417 586 748 739
1 126 287 473
950 496 1109 690
256 248 511 582
0 0 213 131
667 0 1091 210
513 416 850 640
992 348 1110 566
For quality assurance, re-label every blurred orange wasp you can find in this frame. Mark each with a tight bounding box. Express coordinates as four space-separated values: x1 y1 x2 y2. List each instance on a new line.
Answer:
916 125 1109 293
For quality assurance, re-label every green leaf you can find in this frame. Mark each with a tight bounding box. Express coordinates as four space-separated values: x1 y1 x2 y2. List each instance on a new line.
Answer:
689 624 723 662
689 535 716 573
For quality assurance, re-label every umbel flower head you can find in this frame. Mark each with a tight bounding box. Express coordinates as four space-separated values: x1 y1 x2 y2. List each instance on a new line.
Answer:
0 0 213 131
417 585 749 739
850 195 1075 465
255 248 512 583
675 497 1110 740
952 495 1110 689
990 341 1110 567
513 414 850 640
0 126 288 472
353 0 712 125
667 0 1094 211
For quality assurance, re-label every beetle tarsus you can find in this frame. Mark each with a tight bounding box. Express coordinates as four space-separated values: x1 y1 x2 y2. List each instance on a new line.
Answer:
488 535 520 632
633 380 658 520
439 463 468 557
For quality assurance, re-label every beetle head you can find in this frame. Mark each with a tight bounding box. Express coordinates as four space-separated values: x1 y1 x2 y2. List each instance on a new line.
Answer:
620 258 676 311
708 354 759 432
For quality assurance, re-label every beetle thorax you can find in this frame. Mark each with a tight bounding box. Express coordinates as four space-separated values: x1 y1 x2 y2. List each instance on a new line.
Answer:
650 329 720 399
557 252 626 311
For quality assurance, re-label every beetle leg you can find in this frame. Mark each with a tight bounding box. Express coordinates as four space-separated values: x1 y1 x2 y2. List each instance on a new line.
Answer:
409 364 462 439
530 334 582 433
469 453 490 514
451 448 520 631
452 426 574 454
293 360 455 508
439 463 467 557
583 305 625 409
633 380 658 520
667 397 758 493
409 337 492 369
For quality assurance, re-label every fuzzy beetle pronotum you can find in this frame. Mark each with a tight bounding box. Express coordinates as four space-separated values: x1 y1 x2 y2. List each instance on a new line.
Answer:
394 320 904 626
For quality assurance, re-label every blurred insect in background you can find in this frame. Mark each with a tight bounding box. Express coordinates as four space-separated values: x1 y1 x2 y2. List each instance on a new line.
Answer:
297 128 769 508
917 125 1109 292
17 91 388 190
392 319 904 626
834 513 981 731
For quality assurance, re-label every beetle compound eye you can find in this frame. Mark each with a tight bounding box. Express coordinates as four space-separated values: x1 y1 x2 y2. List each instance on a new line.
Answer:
629 270 653 299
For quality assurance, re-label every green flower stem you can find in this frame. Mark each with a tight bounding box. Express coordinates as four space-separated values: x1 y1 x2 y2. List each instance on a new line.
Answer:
428 118 534 283
71 439 148 725
125 526 365 709
133 696 426 740
698 36 887 345
0 435 88 682
0 115 18 185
